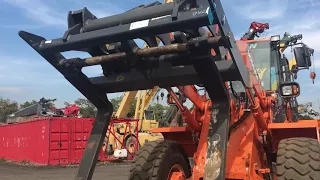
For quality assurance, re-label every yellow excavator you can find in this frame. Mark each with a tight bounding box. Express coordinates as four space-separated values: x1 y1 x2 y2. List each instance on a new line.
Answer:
103 37 171 158
105 87 164 157
104 24 189 158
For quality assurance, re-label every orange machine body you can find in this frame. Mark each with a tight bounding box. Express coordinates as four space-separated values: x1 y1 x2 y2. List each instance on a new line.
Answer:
152 37 319 179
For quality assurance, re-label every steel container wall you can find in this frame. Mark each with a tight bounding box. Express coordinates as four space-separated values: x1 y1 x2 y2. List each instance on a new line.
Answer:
0 117 102 165
0 119 49 164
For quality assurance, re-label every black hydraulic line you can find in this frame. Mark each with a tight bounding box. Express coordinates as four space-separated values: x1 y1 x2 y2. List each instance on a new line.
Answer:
82 2 175 32
228 111 250 138
229 82 242 100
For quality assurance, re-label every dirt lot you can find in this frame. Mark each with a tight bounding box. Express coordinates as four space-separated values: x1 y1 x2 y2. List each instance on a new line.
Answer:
0 161 131 180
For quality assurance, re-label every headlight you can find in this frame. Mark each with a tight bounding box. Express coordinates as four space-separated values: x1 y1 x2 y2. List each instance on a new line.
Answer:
279 82 300 97
281 86 292 96
271 35 280 42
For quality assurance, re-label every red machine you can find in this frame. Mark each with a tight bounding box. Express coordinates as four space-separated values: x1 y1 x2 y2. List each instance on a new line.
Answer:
55 104 81 117
241 21 269 41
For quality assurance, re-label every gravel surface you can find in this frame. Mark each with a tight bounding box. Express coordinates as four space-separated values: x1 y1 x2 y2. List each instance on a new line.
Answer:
0 161 131 180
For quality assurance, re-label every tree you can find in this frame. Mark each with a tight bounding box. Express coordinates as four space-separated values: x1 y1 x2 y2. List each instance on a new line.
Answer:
128 98 137 118
110 97 122 112
298 114 315 120
109 96 169 119
76 96 169 119
0 98 19 123
148 103 169 120
74 98 97 118
109 96 137 117
20 100 37 109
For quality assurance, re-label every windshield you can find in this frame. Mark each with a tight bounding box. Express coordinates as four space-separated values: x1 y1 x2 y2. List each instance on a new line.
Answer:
144 110 155 120
247 41 279 90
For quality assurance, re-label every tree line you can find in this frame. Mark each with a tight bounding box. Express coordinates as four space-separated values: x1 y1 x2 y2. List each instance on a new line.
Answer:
0 96 169 123
1 96 316 123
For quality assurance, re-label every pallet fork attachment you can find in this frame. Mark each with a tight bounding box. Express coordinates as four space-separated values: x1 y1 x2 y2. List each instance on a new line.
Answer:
19 0 250 179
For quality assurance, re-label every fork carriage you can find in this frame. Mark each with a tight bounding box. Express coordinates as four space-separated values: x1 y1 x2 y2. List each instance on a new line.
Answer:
18 0 255 179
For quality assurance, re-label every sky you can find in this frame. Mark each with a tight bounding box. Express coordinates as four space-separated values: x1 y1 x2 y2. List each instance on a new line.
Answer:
0 0 319 110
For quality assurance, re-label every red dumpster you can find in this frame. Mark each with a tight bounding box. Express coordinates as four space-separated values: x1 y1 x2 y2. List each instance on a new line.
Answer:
0 117 105 165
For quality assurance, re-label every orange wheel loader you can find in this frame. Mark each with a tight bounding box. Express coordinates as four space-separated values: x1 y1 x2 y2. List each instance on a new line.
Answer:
18 0 320 179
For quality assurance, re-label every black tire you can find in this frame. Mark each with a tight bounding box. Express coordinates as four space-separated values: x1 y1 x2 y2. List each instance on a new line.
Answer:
125 136 139 158
129 140 191 180
276 137 320 180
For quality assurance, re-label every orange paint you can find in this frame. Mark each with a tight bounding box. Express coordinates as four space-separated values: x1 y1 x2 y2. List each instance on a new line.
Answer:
151 25 319 179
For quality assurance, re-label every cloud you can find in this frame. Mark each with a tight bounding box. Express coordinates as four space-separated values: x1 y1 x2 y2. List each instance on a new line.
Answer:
232 0 288 20
267 20 320 53
0 87 23 94
63 0 124 18
1 0 126 30
314 59 320 68
228 0 320 110
0 53 82 106
0 54 64 86
289 0 320 10
2 0 66 27
299 31 320 52
89 9 114 18
0 24 49 30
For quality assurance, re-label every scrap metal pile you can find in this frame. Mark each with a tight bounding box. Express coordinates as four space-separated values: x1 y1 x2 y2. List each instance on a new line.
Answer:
7 98 80 123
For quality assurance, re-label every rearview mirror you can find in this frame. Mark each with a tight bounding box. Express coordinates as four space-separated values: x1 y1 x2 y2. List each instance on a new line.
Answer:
279 82 300 98
293 45 312 68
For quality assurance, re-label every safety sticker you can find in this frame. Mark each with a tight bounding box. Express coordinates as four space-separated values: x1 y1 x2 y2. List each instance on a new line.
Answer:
129 19 149 30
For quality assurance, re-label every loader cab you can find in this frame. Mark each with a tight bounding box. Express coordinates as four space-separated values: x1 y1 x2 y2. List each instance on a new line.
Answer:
140 110 159 131
237 38 282 91
243 37 314 92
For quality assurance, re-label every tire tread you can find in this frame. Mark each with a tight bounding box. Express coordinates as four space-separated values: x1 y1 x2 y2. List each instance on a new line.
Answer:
128 140 190 180
276 137 320 180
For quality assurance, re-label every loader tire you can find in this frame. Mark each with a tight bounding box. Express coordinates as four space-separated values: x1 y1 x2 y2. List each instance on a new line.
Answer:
128 140 191 180
276 137 320 180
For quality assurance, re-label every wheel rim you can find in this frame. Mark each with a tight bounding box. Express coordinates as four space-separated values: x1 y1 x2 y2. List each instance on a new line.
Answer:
168 164 185 180
128 143 135 153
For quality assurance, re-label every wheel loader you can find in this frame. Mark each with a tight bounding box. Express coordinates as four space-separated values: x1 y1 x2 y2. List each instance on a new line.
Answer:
18 0 320 179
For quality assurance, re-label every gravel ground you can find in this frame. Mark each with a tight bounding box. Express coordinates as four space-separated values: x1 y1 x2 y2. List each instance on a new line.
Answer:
0 161 131 180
